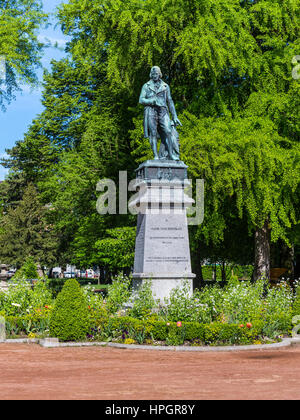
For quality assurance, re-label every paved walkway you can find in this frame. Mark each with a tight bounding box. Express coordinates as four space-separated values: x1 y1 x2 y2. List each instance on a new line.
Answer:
1 343 300 400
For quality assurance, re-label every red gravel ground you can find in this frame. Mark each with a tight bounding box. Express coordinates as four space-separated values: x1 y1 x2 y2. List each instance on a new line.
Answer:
1 343 300 400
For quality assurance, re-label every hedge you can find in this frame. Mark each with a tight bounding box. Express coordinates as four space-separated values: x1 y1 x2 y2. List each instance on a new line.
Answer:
4 314 290 345
95 316 267 345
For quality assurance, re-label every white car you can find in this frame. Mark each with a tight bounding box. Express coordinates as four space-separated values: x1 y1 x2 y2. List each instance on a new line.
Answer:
64 272 75 278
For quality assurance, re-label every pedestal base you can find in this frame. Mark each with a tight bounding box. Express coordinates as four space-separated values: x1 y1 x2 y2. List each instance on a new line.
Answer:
132 274 194 303
130 160 195 303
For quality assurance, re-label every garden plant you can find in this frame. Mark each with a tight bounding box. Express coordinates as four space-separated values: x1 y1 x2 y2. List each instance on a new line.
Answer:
1 272 298 346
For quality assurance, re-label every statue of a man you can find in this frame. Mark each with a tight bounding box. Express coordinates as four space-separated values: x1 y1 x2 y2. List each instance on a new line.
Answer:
139 66 182 161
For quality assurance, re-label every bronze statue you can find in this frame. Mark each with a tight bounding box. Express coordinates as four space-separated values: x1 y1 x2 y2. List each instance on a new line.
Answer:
139 66 181 161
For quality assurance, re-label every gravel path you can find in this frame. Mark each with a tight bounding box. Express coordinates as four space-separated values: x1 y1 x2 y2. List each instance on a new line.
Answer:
0 343 300 400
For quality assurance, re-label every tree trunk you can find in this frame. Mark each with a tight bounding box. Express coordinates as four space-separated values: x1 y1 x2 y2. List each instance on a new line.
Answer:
281 242 295 282
193 261 203 290
288 245 295 283
99 267 105 285
213 263 217 281
191 239 204 290
221 261 226 282
254 220 270 281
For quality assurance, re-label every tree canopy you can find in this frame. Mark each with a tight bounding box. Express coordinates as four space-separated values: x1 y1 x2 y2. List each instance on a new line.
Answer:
0 0 47 108
0 0 299 279
0 183 57 268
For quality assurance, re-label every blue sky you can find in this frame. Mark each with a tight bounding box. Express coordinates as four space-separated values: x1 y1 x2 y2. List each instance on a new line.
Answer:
0 0 70 180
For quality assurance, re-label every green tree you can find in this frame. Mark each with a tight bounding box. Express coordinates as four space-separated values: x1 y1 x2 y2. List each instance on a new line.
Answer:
2 0 299 280
95 226 136 274
0 0 47 108
13 256 39 279
0 183 58 268
1 53 136 270
178 113 300 280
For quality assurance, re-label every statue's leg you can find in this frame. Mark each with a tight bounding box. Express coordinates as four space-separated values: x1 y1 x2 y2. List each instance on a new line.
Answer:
159 110 173 159
158 127 167 159
148 109 159 159
150 136 159 159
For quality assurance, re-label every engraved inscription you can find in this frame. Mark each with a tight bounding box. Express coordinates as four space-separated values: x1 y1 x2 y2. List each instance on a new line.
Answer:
146 225 187 263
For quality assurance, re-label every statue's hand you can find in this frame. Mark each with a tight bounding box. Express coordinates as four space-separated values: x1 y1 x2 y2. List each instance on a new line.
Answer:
151 98 157 106
173 117 182 127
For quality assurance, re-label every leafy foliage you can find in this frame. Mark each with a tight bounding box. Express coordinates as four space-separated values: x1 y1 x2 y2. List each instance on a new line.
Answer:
292 284 300 317
129 281 157 320
13 256 39 280
0 0 299 276
0 0 47 108
0 280 52 316
0 183 58 267
95 227 136 272
49 278 90 341
105 273 132 314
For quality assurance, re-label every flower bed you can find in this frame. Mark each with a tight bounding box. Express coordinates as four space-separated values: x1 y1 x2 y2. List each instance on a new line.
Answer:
4 313 280 346
87 313 292 346
5 314 50 338
91 316 268 346
0 275 297 346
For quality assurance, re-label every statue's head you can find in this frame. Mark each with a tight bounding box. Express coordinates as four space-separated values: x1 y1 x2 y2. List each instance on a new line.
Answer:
150 66 162 81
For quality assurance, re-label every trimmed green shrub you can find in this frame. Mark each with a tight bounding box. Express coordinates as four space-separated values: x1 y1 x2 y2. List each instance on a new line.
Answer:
49 279 90 341
204 322 263 345
147 320 168 341
184 322 205 342
46 278 107 298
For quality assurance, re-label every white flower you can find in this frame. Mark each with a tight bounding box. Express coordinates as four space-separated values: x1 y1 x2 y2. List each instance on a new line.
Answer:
11 303 21 307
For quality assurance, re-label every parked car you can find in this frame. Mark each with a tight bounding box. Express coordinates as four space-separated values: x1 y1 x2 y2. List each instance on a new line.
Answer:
76 270 87 278
64 272 76 278
86 270 94 279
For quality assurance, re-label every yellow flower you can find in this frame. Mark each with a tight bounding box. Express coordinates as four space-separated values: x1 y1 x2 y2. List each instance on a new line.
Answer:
124 338 136 345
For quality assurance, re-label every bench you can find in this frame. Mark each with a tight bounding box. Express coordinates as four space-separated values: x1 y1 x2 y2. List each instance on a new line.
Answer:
270 268 288 283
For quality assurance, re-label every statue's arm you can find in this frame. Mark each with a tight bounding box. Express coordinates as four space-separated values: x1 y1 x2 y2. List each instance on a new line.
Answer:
139 84 155 106
166 86 182 126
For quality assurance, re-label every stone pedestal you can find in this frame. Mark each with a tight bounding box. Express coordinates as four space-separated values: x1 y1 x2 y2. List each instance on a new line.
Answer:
129 160 195 302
